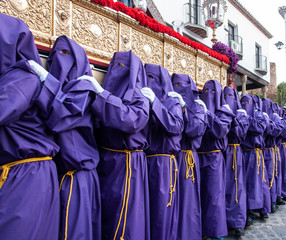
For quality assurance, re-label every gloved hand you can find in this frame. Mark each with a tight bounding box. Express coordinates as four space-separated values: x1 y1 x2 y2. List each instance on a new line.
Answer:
273 113 280 118
141 87 155 104
194 99 207 113
168 91 186 108
237 109 247 116
28 60 48 82
263 112 269 119
223 104 231 112
78 75 104 94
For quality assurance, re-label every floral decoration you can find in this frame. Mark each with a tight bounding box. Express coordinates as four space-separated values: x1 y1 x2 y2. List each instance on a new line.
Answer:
90 0 230 65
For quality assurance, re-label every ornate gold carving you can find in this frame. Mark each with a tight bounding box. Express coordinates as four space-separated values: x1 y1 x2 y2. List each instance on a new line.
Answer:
163 42 173 74
0 0 52 36
55 0 70 37
90 24 102 38
173 47 196 78
72 4 118 56
119 23 132 51
220 67 227 87
131 30 163 65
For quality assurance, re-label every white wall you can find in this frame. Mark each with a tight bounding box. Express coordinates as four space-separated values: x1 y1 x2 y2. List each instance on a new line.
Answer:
153 0 271 83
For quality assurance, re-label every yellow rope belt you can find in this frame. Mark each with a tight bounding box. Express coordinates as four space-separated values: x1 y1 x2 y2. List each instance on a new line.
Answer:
182 150 196 183
0 156 52 190
197 149 221 154
265 147 276 189
59 170 77 240
275 145 280 177
260 150 266 183
102 146 143 240
228 144 240 203
147 154 177 207
243 148 261 175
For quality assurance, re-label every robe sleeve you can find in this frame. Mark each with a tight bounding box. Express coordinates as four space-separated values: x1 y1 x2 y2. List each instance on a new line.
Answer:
150 97 183 135
267 115 284 137
229 112 249 140
184 103 207 139
247 111 266 135
36 74 96 132
281 120 286 139
91 89 149 134
0 68 39 126
205 110 232 139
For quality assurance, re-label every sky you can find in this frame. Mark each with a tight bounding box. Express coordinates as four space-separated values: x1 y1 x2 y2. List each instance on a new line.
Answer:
237 0 286 84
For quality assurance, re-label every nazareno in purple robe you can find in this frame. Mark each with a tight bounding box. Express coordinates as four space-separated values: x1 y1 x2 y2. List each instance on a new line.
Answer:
279 107 286 197
223 87 249 229
143 64 183 240
0 13 60 240
172 73 207 240
241 95 267 211
198 80 233 238
262 99 283 204
36 35 101 239
272 102 284 199
91 50 150 240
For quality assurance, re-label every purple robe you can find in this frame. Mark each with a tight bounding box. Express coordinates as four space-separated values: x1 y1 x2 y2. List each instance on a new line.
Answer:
241 95 267 210
92 51 150 240
172 73 207 240
144 64 183 240
279 107 286 197
262 99 283 203
223 87 249 228
198 80 233 238
0 13 60 239
36 35 101 239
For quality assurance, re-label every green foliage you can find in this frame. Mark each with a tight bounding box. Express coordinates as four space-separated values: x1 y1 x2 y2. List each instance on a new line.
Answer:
277 82 286 107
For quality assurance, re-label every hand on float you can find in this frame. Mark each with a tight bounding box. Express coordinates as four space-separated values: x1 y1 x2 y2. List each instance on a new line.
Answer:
237 109 247 116
194 99 207 113
168 91 186 108
140 87 155 104
77 75 104 94
28 60 48 82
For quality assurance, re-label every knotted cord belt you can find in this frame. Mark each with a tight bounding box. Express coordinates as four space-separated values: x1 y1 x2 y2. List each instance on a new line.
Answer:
0 156 52 190
243 148 261 175
59 170 77 240
102 146 143 240
197 150 221 154
182 150 196 183
275 145 280 177
228 144 240 203
147 154 178 207
261 150 266 183
265 147 276 189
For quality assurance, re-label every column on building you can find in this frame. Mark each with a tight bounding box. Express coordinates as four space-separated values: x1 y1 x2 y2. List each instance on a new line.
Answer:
241 74 247 96
262 86 267 98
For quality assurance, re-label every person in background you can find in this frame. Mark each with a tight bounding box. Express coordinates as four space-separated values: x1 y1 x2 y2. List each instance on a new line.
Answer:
86 50 150 240
0 13 60 240
272 102 286 206
141 64 184 240
240 95 267 225
279 107 286 201
198 79 233 240
261 98 283 214
172 73 207 240
223 86 249 237
30 35 102 239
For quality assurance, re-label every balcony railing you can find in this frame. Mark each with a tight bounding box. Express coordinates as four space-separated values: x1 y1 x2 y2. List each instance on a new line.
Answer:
184 3 207 38
255 55 268 75
227 35 243 59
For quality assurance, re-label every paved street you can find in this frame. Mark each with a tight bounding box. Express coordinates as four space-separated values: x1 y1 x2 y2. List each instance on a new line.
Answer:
225 205 286 239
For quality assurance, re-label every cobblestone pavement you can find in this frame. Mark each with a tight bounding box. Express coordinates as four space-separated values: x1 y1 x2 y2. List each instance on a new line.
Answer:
225 205 286 239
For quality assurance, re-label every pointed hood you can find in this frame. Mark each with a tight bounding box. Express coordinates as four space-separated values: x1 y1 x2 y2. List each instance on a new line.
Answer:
102 50 147 102
223 86 242 114
241 94 254 117
47 35 92 85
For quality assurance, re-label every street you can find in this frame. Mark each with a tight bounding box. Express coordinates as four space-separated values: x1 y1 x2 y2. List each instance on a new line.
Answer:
226 205 286 239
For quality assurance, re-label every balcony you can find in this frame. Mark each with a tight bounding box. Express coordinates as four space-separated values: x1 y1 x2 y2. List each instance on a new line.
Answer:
227 35 243 59
255 55 268 75
184 3 207 38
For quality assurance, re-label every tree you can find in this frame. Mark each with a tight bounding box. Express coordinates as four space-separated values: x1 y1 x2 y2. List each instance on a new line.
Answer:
277 82 286 107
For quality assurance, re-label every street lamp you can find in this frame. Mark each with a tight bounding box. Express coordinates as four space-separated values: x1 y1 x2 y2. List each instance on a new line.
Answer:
275 41 284 50
134 0 147 13
202 0 227 44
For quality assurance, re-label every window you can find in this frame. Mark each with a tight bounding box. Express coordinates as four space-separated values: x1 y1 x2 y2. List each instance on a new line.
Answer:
228 24 235 41
255 44 261 68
